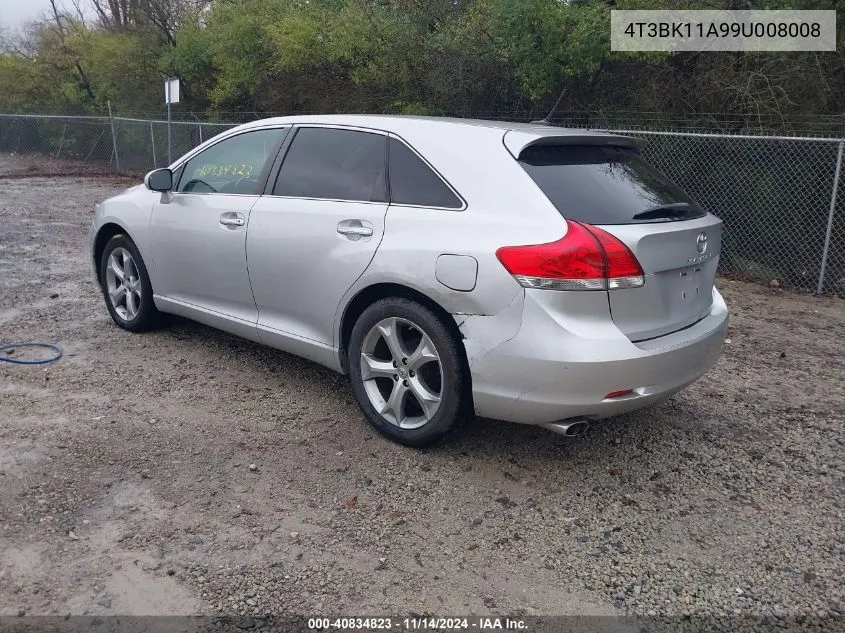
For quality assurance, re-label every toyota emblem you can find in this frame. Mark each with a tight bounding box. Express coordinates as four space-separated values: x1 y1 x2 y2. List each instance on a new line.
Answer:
696 232 708 254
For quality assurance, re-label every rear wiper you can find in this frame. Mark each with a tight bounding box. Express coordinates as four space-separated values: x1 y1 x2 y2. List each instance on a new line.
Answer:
631 202 696 222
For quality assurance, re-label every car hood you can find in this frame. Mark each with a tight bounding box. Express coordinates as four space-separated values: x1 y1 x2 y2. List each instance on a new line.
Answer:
123 183 146 195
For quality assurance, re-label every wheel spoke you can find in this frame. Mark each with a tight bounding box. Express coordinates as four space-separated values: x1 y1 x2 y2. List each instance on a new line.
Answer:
109 283 125 300
407 333 438 372
380 380 409 426
407 375 441 420
360 353 396 381
125 257 138 280
125 288 138 318
109 255 126 282
127 279 142 294
376 318 407 362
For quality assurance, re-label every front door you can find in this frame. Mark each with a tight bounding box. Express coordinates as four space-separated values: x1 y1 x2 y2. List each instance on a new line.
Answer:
149 127 287 328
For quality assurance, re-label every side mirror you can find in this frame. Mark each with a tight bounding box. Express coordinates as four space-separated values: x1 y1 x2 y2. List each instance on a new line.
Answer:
144 168 173 192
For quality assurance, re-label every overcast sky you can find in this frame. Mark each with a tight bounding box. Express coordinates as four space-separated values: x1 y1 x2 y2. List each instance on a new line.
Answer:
0 0 54 32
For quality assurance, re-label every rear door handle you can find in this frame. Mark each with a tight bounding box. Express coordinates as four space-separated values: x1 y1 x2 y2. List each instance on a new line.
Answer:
337 220 373 239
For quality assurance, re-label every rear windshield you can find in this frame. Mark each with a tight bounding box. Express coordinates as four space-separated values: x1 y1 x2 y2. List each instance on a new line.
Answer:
518 145 706 224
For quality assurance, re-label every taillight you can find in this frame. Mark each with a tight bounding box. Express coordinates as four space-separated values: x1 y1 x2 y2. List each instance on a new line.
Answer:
495 221 644 291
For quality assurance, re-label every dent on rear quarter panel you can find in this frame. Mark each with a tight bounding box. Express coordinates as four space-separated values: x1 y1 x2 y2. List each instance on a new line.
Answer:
455 290 525 366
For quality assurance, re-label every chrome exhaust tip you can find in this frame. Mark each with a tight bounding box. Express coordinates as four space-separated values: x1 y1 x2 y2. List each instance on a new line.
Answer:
543 419 590 437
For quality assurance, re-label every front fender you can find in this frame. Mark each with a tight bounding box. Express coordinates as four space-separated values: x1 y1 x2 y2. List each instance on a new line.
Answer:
92 185 157 282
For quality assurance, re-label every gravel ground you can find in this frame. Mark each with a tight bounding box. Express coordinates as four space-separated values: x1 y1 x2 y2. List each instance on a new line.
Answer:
1 154 843 632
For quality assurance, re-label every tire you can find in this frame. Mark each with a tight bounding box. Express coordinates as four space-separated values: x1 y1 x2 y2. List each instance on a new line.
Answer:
98 234 161 332
348 297 468 447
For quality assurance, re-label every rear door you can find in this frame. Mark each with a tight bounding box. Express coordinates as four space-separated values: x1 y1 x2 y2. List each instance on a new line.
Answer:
247 126 389 350
518 144 722 341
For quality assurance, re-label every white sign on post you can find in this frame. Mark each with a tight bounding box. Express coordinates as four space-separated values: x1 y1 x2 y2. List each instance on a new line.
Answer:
165 77 180 165
165 77 180 104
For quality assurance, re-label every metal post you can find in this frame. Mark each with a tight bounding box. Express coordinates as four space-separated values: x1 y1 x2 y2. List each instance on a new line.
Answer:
193 113 203 144
817 119 845 294
85 130 106 162
107 101 121 173
150 121 157 168
54 124 67 159
167 100 173 165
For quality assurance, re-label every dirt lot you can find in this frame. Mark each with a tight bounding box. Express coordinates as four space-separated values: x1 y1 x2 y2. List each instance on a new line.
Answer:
1 154 843 631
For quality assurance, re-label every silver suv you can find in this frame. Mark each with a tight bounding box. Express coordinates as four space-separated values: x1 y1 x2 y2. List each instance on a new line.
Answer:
90 116 728 446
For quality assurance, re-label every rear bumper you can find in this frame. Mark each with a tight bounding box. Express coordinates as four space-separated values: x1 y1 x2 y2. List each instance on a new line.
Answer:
468 287 728 425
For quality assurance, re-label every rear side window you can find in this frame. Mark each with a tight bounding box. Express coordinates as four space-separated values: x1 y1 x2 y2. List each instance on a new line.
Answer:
388 138 462 209
274 127 387 202
518 145 706 224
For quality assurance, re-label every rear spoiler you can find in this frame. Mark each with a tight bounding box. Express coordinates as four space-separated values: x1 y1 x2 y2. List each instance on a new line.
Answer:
503 128 647 159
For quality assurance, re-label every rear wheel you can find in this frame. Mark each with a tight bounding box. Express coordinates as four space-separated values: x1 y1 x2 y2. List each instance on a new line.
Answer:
348 298 468 447
99 234 161 332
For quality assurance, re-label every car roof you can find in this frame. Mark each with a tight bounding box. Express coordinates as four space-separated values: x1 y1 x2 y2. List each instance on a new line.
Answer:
234 115 646 155
237 114 575 131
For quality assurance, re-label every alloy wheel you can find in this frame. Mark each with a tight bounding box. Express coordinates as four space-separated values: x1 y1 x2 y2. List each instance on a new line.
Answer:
359 317 443 429
105 247 142 321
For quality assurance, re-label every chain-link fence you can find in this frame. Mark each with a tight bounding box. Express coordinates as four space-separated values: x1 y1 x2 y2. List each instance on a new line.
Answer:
0 114 113 165
0 113 237 173
610 128 845 296
0 112 842 295
112 117 238 173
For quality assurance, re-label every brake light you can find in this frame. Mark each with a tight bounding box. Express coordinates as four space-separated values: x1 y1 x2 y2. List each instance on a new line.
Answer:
495 221 644 291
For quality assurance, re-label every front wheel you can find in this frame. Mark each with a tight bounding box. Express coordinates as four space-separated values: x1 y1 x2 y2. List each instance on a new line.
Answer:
99 234 161 332
348 297 468 447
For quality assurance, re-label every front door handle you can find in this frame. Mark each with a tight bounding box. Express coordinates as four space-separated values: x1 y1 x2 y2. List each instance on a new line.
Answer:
337 220 373 239
219 215 245 227
337 225 373 237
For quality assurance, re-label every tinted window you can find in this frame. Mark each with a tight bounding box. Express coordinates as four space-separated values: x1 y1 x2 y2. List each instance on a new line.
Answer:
177 128 285 194
388 138 462 209
274 128 387 202
518 145 706 224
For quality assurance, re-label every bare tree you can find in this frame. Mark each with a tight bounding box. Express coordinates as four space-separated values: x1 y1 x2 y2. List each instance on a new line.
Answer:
48 0 97 101
86 0 212 43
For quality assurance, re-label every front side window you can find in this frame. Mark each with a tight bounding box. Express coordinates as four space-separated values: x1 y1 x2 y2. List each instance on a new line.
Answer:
177 128 286 195
273 127 387 202
388 138 462 209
